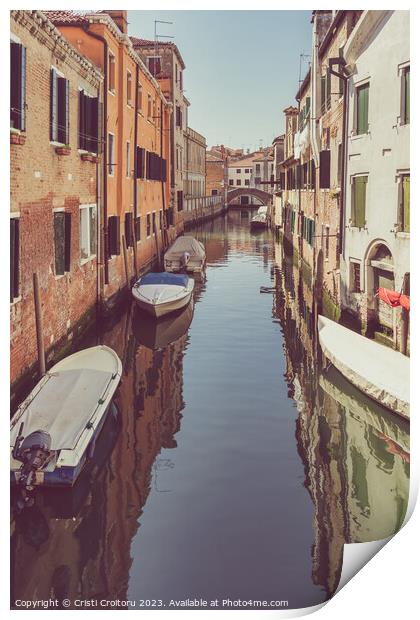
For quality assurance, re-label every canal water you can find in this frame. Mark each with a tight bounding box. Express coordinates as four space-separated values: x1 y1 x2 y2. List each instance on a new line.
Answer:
11 211 409 610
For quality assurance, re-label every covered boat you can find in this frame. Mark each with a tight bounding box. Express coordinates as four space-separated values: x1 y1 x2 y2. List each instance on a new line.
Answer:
164 235 206 273
10 346 122 496
318 315 409 420
132 271 194 318
133 299 194 349
250 206 267 230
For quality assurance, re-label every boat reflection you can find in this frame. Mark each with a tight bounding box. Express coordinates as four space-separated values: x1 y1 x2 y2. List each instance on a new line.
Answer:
132 300 194 350
272 238 410 599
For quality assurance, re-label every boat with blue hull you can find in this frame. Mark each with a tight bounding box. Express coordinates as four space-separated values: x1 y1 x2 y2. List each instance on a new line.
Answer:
10 346 122 498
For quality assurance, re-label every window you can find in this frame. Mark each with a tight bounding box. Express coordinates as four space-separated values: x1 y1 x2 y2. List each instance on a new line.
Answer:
10 41 26 131
401 66 410 125
236 179 241 186
245 179 250 186
176 106 182 128
78 90 99 153
319 150 331 189
137 82 142 112
399 173 410 232
127 71 132 105
124 212 133 247
325 225 330 260
351 175 368 228
54 211 71 275
152 212 156 234
80 205 96 261
50 69 69 144
355 83 369 135
135 216 141 241
351 262 361 293
211 189 218 196
175 63 178 84
320 71 331 114
236 169 241 173
337 143 342 185
147 56 161 76
147 94 152 119
177 190 184 212
10 217 20 302
256 164 261 174
108 52 116 91
126 141 131 177
108 133 115 176
229 179 234 186
136 146 146 178
159 210 163 230
146 213 151 237
108 215 120 256
180 70 183 91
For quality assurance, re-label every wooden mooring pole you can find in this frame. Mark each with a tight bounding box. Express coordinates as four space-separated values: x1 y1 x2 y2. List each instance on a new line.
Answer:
33 272 46 377
122 234 130 288
131 219 138 279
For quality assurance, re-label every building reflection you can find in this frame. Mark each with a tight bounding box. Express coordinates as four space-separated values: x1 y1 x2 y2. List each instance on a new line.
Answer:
11 304 188 607
272 238 410 599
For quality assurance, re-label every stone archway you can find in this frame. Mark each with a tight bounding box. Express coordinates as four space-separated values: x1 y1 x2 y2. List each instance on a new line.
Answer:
364 241 395 337
227 187 273 206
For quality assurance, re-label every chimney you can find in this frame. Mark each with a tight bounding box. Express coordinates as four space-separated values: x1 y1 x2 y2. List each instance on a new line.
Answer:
104 10 128 34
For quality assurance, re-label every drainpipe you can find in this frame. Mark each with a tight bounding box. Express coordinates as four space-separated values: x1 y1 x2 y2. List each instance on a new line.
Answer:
160 100 166 250
329 53 348 257
85 27 109 285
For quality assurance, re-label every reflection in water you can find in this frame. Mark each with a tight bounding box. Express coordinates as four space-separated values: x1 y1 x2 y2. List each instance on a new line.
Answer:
11 213 409 609
273 240 409 598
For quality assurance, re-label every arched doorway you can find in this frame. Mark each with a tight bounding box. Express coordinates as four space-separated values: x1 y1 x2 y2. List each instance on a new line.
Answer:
365 242 395 338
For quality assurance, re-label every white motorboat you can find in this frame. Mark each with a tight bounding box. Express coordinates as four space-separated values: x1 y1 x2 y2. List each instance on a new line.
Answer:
164 236 206 273
10 346 122 494
132 271 194 318
318 315 409 420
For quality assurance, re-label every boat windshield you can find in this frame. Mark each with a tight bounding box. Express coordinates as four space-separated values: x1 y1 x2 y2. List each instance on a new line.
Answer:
140 272 189 287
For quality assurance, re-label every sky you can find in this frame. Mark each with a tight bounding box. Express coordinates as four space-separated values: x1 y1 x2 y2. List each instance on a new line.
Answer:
128 10 313 150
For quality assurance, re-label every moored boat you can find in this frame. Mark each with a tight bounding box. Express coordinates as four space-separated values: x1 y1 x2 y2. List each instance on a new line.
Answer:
164 235 206 273
317 315 409 420
10 346 122 496
132 271 194 318
250 206 268 230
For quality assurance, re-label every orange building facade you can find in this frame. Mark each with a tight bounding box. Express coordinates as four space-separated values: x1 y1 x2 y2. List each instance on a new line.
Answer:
46 10 174 305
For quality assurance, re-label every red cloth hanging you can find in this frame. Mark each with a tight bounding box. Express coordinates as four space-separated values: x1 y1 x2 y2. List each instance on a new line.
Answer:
377 287 410 311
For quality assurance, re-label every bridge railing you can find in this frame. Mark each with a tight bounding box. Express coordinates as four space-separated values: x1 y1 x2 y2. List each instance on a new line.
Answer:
184 195 224 211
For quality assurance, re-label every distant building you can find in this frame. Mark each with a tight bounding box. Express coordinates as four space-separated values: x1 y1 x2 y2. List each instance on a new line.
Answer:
206 147 228 202
132 36 187 232
184 126 207 209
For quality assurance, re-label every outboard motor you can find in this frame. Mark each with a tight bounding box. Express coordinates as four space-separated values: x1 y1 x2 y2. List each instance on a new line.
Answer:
13 423 52 509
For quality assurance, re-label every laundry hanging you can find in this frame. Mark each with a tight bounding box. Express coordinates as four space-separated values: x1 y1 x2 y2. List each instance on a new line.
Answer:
377 287 410 311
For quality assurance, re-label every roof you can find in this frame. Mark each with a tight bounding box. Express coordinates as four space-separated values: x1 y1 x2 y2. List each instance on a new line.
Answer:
131 36 186 70
228 155 256 168
42 10 90 25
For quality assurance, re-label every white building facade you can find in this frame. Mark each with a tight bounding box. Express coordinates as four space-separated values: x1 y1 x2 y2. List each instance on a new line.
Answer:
341 10 410 351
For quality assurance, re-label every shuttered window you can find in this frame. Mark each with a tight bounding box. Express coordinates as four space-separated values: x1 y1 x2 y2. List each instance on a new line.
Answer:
78 90 99 153
356 83 369 135
402 67 410 125
54 211 71 275
10 42 26 131
177 190 184 212
319 150 331 189
401 174 410 233
80 205 96 260
124 212 133 247
135 216 141 241
10 218 20 302
146 213 151 237
351 176 368 228
108 215 120 256
50 69 69 144
108 133 115 175
176 106 182 127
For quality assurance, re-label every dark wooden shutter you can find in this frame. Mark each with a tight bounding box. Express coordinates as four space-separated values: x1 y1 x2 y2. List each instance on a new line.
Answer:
177 190 183 211
161 158 167 182
10 43 26 130
125 212 133 247
296 164 302 189
78 90 85 150
353 176 367 228
108 215 121 256
64 212 72 272
135 216 141 241
54 212 66 275
20 45 26 130
10 219 20 302
319 150 331 189
320 75 326 114
50 68 57 141
57 77 69 144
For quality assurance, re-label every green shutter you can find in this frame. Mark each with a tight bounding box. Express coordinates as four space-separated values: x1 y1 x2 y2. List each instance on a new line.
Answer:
357 83 369 134
404 68 410 124
402 175 410 232
353 176 367 228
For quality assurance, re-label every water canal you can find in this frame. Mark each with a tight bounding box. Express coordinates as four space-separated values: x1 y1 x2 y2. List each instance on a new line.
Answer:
11 211 409 610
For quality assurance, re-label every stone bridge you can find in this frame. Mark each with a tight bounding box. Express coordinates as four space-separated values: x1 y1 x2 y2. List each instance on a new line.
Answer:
227 187 273 207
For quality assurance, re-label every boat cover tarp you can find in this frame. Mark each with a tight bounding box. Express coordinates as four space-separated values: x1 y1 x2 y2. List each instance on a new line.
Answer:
164 236 205 260
377 287 410 311
10 368 113 450
318 315 409 419
140 272 189 287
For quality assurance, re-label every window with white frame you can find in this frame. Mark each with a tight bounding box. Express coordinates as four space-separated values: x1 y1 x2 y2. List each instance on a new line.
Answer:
127 71 132 105
80 204 96 261
398 172 410 233
401 65 410 125
108 52 116 92
350 260 361 293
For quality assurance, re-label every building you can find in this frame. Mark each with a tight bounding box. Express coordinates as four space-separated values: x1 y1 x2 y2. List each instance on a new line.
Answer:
340 10 410 352
206 147 228 202
132 36 187 232
280 106 299 249
272 135 285 230
183 126 207 209
251 147 275 194
10 10 103 389
227 156 253 191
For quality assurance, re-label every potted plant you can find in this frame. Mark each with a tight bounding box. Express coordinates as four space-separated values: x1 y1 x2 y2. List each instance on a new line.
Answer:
56 144 71 156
